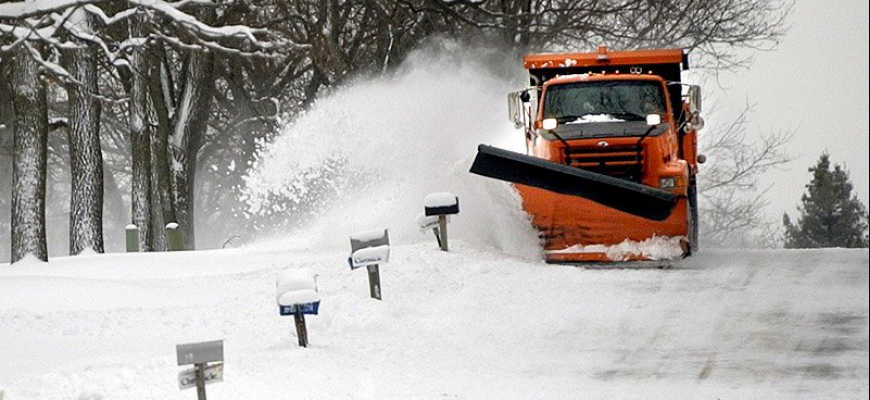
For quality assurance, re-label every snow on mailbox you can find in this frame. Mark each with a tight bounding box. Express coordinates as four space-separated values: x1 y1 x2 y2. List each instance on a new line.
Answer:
276 269 320 347
424 192 459 216
423 192 459 251
349 229 390 300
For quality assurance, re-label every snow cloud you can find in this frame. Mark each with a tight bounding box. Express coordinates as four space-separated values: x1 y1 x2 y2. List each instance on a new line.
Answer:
243 41 540 259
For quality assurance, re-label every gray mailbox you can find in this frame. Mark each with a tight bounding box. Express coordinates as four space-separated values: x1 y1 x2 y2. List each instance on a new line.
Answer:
176 340 224 366
176 340 224 399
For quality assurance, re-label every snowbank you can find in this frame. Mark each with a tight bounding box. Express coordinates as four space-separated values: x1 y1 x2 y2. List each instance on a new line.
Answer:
0 246 867 400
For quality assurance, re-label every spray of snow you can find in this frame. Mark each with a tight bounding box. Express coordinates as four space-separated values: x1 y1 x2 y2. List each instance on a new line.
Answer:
547 235 687 261
243 42 540 260
566 114 626 124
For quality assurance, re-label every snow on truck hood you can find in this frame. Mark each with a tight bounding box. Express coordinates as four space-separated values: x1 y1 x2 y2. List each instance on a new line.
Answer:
565 114 625 123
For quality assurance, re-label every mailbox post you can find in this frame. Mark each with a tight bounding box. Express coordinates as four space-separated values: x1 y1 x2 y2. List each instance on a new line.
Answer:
176 340 224 400
424 192 459 251
349 229 390 300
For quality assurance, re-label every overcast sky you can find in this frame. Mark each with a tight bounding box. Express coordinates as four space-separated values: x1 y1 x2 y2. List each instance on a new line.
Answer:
711 0 870 222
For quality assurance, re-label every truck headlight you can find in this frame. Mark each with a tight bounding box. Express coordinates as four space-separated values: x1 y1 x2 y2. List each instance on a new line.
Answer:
659 177 684 188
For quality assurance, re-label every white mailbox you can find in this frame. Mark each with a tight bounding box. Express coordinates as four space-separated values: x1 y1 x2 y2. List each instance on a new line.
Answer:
349 229 390 300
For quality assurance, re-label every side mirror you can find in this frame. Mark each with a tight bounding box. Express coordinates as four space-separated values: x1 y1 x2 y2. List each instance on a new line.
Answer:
507 91 530 129
687 85 702 114
684 112 705 131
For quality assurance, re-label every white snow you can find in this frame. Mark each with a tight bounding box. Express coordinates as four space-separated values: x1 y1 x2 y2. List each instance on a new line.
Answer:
548 235 687 261
566 114 626 124
1 42 867 400
241 46 539 260
349 229 389 244
561 58 578 67
0 243 866 399
424 191 458 208
0 0 84 18
277 289 319 307
276 268 317 289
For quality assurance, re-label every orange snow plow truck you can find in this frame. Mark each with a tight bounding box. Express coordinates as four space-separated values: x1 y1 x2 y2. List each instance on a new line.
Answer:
470 47 706 263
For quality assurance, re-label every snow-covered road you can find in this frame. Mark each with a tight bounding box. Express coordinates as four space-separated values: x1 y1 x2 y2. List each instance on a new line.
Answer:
0 245 867 399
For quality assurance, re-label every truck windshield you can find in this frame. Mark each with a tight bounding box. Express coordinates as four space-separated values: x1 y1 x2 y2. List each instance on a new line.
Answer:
543 81 665 123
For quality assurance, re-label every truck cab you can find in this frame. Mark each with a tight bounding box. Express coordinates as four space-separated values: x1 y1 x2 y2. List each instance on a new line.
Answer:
511 47 704 191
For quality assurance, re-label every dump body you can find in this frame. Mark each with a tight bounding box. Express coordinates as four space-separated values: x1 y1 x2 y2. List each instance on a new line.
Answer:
475 47 703 263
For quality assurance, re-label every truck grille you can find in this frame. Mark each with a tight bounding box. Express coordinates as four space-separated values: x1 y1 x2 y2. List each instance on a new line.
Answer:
565 145 643 182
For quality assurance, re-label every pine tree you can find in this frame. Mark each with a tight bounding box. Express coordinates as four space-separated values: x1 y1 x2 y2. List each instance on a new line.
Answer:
783 154 869 248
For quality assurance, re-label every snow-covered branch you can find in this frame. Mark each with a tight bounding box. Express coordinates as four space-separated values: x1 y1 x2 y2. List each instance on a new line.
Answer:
2 0 306 55
0 0 109 19
20 41 128 104
153 31 290 59
82 4 137 26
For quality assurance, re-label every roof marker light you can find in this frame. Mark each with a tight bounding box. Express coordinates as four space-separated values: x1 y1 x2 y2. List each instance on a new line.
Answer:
597 46 608 61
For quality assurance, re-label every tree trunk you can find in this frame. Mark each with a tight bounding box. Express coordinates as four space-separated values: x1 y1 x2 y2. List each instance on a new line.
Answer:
128 20 154 251
10 45 49 262
171 47 215 250
148 49 177 251
0 59 14 262
63 12 105 255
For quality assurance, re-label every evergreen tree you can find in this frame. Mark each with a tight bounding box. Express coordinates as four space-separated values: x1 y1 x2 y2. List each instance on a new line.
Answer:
783 154 869 248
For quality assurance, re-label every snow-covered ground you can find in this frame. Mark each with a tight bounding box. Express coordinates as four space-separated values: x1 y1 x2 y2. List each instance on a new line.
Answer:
0 244 867 399
2 46 867 399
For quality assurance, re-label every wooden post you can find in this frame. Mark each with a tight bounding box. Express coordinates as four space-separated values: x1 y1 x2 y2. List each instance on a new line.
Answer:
367 264 381 300
125 225 139 252
194 363 207 400
424 193 458 251
438 215 448 251
294 310 308 347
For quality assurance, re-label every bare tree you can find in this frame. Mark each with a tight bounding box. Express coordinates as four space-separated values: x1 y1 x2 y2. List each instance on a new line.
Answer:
698 102 794 247
2 0 794 253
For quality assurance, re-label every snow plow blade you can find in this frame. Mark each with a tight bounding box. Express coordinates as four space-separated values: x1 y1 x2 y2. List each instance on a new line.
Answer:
469 145 678 221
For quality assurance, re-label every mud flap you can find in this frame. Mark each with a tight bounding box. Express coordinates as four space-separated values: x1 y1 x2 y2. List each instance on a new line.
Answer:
469 145 678 221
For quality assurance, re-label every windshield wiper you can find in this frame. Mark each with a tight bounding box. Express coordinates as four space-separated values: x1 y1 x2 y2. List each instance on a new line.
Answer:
605 112 646 121
553 114 588 123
